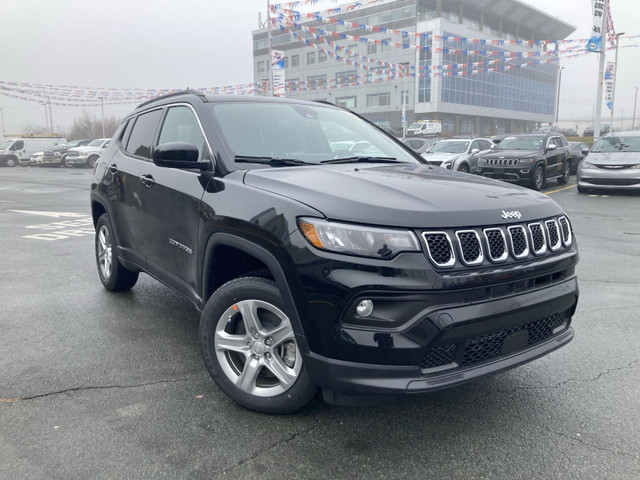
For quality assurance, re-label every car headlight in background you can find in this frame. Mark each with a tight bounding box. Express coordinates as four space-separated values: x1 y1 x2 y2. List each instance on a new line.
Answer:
630 164 640 170
298 218 421 259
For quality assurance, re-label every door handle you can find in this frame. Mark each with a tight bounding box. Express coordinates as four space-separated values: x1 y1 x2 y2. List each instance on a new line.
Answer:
140 174 155 187
107 164 118 174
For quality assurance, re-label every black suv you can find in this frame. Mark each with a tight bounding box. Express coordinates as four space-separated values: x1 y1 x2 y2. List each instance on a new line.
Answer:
91 92 579 413
477 133 572 190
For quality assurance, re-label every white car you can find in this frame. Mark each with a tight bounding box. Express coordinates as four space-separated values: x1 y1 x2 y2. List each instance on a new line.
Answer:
64 138 110 167
421 138 494 173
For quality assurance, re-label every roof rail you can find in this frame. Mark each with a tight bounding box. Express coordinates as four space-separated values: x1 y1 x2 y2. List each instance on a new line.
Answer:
136 89 206 109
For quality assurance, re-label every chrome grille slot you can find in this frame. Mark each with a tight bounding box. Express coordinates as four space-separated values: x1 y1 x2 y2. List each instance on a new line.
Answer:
483 228 508 263
507 225 529 259
545 220 562 252
528 223 547 255
455 230 483 266
422 232 455 268
558 216 572 247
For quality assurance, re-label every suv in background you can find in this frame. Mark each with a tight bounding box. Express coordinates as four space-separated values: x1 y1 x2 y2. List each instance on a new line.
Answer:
91 91 579 413
477 133 572 190
421 137 494 173
31 139 94 167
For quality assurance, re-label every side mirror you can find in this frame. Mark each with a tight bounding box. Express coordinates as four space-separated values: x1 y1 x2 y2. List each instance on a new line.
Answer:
547 144 557 151
581 148 589 156
153 142 211 170
470 148 480 154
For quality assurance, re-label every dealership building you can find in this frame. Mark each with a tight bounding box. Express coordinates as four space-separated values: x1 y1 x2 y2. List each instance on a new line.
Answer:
252 0 575 136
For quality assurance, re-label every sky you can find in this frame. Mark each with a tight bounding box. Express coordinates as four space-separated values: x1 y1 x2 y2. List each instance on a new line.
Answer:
0 0 638 134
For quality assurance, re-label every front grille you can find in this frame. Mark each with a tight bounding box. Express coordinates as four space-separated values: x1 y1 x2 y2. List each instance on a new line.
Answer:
597 164 635 170
528 223 547 255
484 228 508 262
456 230 483 265
485 158 520 167
422 232 455 267
66 151 80 157
587 179 640 186
419 312 568 371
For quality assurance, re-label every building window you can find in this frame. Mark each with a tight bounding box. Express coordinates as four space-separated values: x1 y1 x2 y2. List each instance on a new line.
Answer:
307 74 327 89
336 96 357 108
319 51 327 63
291 55 300 67
257 61 265 73
348 44 358 56
366 92 390 107
307 52 316 65
283 57 289 68
336 70 358 86
401 90 409 105
381 38 391 53
367 42 377 55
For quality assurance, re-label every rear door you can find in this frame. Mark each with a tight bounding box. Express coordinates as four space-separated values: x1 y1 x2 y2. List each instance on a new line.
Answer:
137 104 211 301
105 109 163 267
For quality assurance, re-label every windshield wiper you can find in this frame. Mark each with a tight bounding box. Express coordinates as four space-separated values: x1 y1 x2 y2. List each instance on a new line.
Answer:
320 156 399 164
234 155 312 167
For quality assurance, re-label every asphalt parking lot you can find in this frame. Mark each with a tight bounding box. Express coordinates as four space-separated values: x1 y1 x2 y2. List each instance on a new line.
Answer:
1 166 639 479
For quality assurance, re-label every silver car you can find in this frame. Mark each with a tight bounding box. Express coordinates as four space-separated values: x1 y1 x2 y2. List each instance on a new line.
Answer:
577 131 640 193
421 138 494 173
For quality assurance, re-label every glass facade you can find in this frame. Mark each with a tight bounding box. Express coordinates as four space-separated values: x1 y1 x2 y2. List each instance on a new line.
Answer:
418 33 433 103
440 32 557 115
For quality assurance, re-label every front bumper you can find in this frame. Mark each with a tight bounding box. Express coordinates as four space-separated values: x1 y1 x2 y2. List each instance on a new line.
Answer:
578 168 640 190
304 276 578 404
476 165 534 184
66 155 89 165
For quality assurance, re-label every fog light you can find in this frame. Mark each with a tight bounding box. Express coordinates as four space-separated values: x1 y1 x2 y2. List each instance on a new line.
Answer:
356 299 374 317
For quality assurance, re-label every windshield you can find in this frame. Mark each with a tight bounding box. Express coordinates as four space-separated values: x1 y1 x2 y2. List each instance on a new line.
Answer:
0 140 13 149
591 136 640 152
428 141 469 154
407 123 424 130
87 139 104 147
208 102 421 167
498 136 545 151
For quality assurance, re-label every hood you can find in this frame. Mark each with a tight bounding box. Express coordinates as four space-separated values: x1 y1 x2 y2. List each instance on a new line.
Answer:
243 164 562 228
482 149 539 159
586 151 640 166
69 146 101 153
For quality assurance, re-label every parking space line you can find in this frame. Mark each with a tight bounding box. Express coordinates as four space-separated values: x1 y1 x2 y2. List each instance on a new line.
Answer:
544 184 576 195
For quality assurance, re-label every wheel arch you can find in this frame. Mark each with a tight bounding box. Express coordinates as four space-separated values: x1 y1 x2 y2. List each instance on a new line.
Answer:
201 233 310 351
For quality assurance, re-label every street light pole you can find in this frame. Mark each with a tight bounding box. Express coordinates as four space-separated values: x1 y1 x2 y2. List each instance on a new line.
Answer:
610 32 625 131
0 107 5 138
47 96 53 135
633 87 639 130
43 103 49 133
555 66 564 124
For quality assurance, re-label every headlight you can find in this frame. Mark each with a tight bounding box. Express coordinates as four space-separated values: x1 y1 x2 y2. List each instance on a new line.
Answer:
518 158 534 164
581 161 595 169
298 218 421 259
631 164 640 170
54 152 61 157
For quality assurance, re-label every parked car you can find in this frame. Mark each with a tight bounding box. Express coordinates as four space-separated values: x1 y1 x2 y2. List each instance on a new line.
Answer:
536 125 563 135
567 141 590 174
421 138 494 173
30 139 94 167
91 91 579 413
0 136 67 167
401 137 440 154
561 128 579 137
577 131 640 193
583 124 611 137
477 133 572 190
65 138 110 167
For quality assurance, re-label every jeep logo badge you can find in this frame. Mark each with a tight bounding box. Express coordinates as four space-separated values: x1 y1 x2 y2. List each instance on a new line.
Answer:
501 210 522 220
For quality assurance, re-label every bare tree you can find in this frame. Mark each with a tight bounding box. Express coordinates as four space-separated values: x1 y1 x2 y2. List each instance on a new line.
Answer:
64 111 120 140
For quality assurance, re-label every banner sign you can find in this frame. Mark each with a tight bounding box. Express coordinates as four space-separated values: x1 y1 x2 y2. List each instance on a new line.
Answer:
271 50 286 97
605 61 615 110
587 0 606 52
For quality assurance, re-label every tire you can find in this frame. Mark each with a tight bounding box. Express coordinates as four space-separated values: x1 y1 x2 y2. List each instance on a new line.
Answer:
458 163 470 174
557 161 570 185
88 155 99 168
4 156 18 167
95 214 139 291
200 277 316 414
60 156 68 168
530 165 544 191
